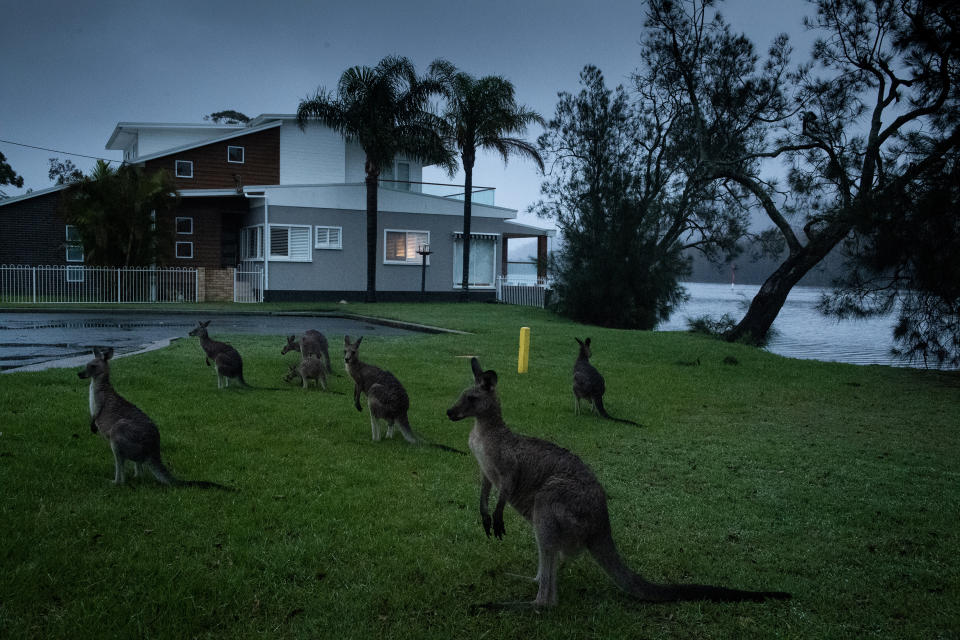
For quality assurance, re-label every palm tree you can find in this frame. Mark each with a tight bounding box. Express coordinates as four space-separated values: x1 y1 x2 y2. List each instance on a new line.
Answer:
297 56 453 302
60 160 178 266
430 61 545 299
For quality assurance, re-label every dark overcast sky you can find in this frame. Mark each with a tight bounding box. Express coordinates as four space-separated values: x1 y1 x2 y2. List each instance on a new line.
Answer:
0 0 814 225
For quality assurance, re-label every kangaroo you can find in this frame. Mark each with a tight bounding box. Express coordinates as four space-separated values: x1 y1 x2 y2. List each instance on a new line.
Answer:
284 353 328 390
189 320 248 388
446 357 789 608
343 335 465 454
343 335 419 443
281 330 332 374
573 337 639 426
78 347 232 490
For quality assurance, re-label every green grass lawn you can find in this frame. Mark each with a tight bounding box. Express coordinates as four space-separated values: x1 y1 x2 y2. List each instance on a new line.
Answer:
1 303 958 639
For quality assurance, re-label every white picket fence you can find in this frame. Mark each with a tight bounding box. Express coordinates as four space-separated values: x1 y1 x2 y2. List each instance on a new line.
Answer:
496 275 549 308
0 265 198 303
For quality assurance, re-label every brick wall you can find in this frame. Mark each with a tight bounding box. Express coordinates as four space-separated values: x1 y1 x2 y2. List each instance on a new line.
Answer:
198 266 235 302
0 190 70 265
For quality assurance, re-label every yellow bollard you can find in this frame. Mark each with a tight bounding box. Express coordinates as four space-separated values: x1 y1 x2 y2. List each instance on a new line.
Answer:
518 326 530 374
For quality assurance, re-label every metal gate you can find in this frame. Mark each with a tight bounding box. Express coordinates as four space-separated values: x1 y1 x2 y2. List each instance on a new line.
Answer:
233 264 264 303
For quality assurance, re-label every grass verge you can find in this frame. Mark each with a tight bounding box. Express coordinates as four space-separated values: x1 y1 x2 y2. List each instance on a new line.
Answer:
1 302 958 639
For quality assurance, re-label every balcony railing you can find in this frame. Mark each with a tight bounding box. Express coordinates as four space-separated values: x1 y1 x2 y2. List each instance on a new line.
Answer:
378 179 495 205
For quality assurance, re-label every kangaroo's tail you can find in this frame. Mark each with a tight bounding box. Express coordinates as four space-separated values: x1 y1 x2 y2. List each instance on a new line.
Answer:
427 441 469 455
322 347 333 374
149 459 236 491
595 397 641 427
589 534 790 603
395 414 424 445
396 416 467 455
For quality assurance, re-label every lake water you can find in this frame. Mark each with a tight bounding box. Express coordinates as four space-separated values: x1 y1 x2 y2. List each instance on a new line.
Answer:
656 282 913 367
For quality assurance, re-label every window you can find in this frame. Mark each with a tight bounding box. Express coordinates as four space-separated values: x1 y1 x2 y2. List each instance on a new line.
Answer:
315 226 342 250
240 225 263 260
395 162 410 191
175 160 193 178
66 266 84 283
453 233 498 288
268 224 311 261
65 225 84 263
227 146 244 164
175 217 193 234
380 160 411 191
175 241 194 259
384 230 429 265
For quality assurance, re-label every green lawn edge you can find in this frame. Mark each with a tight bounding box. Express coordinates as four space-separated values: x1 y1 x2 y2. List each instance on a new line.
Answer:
1 302 958 639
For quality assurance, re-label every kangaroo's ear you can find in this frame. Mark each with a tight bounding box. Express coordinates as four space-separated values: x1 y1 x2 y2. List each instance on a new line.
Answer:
355 336 363 347
102 347 114 361
575 337 583 346
480 370 498 391
471 357 483 382
344 335 351 346
93 347 102 359
585 337 591 347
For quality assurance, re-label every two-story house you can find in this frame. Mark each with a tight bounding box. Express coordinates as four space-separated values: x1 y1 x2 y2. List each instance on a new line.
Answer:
0 114 553 301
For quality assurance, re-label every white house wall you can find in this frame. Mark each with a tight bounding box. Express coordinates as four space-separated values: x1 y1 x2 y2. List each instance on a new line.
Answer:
344 141 366 184
136 129 233 157
280 122 345 184
252 205 512 295
257 185 514 219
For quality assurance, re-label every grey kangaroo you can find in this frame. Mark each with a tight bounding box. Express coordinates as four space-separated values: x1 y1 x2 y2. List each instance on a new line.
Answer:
281 330 332 374
189 320 248 388
343 335 465 454
78 347 231 490
573 337 639 426
446 357 789 608
284 353 328 390
343 335 419 443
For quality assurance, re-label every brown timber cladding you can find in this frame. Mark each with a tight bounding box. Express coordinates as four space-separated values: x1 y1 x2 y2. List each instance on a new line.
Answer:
144 127 280 191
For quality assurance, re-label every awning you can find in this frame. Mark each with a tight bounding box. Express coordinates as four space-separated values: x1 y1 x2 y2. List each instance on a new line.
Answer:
453 232 499 240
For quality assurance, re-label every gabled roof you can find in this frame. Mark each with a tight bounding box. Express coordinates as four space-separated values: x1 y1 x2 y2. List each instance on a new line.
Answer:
123 120 284 164
105 122 245 151
0 184 70 208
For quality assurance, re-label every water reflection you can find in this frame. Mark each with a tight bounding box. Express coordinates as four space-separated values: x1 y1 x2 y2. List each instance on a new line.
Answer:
657 282 914 367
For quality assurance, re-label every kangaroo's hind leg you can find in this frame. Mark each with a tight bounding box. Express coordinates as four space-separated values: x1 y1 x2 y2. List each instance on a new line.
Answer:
367 397 382 441
109 441 127 485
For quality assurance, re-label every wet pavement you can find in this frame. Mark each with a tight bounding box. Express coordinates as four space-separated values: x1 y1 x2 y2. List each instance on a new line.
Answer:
0 311 420 372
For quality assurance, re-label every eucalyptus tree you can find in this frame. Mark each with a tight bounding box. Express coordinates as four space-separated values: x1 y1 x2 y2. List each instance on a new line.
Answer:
644 0 960 355
0 151 23 188
532 65 748 329
297 55 453 302
429 60 544 298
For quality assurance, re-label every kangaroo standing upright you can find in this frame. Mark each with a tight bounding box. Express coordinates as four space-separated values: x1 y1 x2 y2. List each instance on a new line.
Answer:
78 347 231 489
446 357 789 608
573 337 639 426
281 330 332 374
343 335 420 443
189 320 247 388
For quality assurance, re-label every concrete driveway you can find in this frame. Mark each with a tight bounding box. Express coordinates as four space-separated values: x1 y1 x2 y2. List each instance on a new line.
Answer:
0 311 423 373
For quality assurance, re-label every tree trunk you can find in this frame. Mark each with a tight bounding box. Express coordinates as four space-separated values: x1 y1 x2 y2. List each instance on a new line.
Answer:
727 226 849 343
364 166 379 303
459 152 475 302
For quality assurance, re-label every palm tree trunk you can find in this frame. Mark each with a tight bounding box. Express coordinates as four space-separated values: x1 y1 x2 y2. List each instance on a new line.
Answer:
365 165 379 303
460 152 475 302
